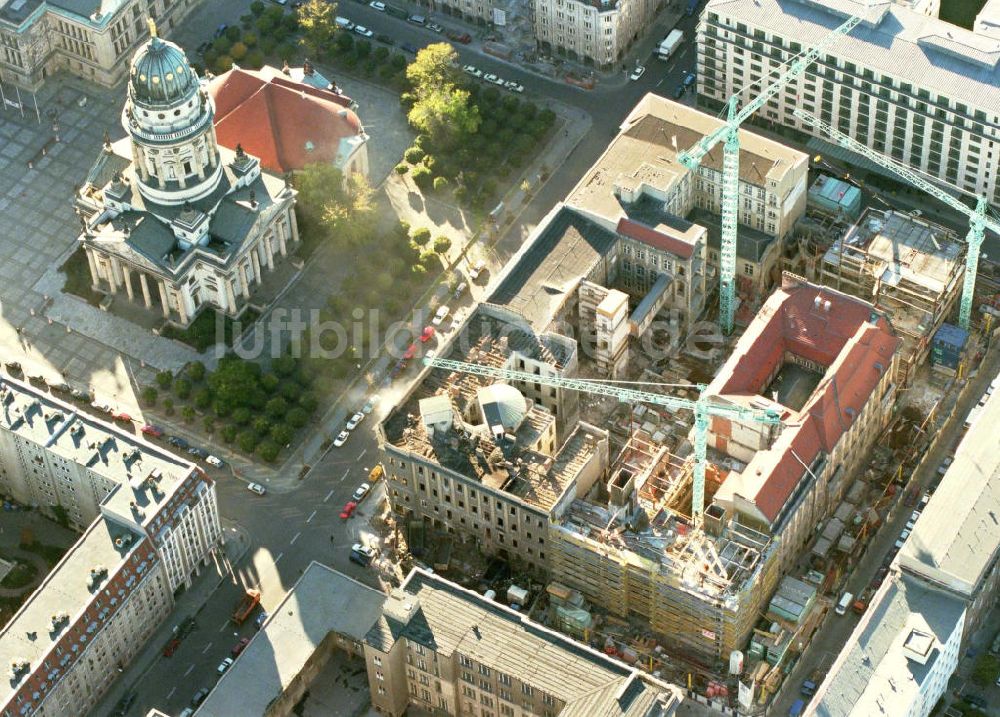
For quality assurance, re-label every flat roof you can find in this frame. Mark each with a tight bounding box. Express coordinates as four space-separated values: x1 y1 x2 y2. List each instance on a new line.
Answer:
567 93 805 223
898 386 1000 595
706 0 1000 115
810 572 965 717
0 518 152 710
366 569 682 716
196 562 386 717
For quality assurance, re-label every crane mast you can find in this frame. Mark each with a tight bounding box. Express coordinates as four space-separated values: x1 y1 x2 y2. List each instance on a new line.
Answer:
678 14 861 335
425 357 781 522
793 109 1000 330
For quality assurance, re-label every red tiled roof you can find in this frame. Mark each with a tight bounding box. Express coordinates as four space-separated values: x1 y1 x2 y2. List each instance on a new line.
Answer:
709 276 901 524
616 218 696 259
207 68 363 175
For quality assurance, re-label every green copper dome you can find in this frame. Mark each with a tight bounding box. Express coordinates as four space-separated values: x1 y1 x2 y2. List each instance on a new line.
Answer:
130 37 195 105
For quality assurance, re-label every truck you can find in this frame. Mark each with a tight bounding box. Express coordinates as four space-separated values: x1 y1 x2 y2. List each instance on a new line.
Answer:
656 30 684 61
231 588 261 624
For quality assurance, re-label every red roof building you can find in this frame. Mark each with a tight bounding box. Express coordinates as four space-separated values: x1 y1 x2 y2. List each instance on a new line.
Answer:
207 65 369 178
706 273 901 532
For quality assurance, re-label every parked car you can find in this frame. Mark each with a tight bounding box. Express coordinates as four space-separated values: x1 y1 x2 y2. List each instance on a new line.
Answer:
468 259 487 280
683 71 696 87
334 430 350 447
206 455 225 468
231 637 250 657
354 25 374 37
402 343 418 362
91 399 113 414
484 73 504 85
401 42 419 54
167 435 189 448
141 424 164 437
191 688 210 707
47 380 72 393
214 24 228 38
350 543 377 566
463 64 483 78
420 326 435 342
335 16 355 30
70 387 91 401
369 0 386 9
340 501 357 519
407 13 426 24
163 637 181 657
963 695 987 710
629 65 645 81
217 657 234 675
346 412 365 430
376 33 394 45
255 611 268 629
431 305 450 326
503 80 524 93
113 411 132 423
453 281 468 299
447 30 472 43
427 21 443 32
113 692 136 717
362 395 381 414
187 446 208 459
247 482 267 496
673 84 686 99
353 482 371 502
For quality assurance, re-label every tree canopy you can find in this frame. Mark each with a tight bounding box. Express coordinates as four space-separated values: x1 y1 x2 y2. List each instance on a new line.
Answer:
406 43 480 147
298 0 337 58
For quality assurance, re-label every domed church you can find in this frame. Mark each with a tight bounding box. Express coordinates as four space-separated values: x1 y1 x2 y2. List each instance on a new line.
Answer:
74 24 299 327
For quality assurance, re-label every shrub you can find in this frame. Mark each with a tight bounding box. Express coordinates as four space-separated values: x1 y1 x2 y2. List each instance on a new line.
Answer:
279 381 300 402
410 226 431 247
193 387 212 411
422 154 437 173
287 407 309 428
260 37 277 54
374 46 390 62
271 424 294 446
355 39 371 57
245 49 265 69
225 25 242 42
220 425 238 444
232 406 252 425
186 361 206 382
181 406 196 423
391 54 407 71
260 373 280 393
203 415 215 433
257 440 280 463
242 31 258 47
163 398 175 416
266 397 288 419
230 41 248 60
411 165 433 190
156 370 173 389
141 387 158 406
336 32 354 52
250 0 266 16
213 37 232 55
272 355 297 377
299 393 319 413
433 176 448 192
433 235 452 253
395 163 409 174
277 43 296 61
404 146 425 164
238 430 257 453
213 55 234 74
174 378 192 400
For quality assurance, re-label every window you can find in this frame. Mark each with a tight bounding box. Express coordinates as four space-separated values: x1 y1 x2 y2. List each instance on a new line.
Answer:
743 264 754 276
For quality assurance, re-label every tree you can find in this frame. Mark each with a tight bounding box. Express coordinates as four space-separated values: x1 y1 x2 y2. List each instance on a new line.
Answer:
181 406 196 423
266 397 288 420
186 361 206 382
271 424 294 445
433 176 448 191
163 398 175 416
232 407 252 425
203 415 215 434
139 387 157 406
238 430 257 453
250 0 266 16
272 355 297 377
408 87 480 147
194 387 212 411
410 227 431 247
433 235 452 253
230 41 248 60
156 370 173 389
221 425 239 444
174 378 192 400
287 407 309 428
257 440 280 463
406 43 461 93
253 416 272 437
298 0 337 57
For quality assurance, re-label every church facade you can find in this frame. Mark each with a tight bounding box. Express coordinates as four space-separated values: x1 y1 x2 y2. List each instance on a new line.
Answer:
75 29 299 327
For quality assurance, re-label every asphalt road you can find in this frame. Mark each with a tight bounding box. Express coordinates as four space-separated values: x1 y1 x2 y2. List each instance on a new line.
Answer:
93 5 705 715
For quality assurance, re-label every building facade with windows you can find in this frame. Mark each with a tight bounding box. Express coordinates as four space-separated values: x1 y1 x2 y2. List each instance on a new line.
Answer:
75 32 299 327
697 0 1000 208
0 0 202 92
533 0 663 69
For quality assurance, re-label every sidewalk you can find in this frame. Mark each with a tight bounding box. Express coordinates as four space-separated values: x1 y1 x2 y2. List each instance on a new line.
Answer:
92 518 253 715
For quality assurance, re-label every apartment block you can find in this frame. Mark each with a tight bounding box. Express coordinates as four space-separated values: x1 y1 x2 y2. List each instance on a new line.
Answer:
364 568 683 717
568 94 808 321
533 0 663 69
0 376 222 716
818 208 965 386
0 0 203 91
697 0 1000 207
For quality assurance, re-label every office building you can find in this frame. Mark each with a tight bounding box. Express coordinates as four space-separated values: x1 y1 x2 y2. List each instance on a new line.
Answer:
0 0 202 91
533 0 663 70
697 0 1000 206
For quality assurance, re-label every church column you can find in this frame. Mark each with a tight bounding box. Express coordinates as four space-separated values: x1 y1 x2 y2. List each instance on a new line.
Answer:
288 206 300 244
175 287 189 325
139 273 153 309
276 222 287 257
122 265 135 301
225 279 237 314
158 280 170 319
85 248 100 289
250 250 262 285
239 264 251 298
262 234 275 271
109 257 124 293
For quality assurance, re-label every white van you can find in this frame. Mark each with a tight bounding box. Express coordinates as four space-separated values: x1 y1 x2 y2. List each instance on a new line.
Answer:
335 16 355 30
835 592 853 616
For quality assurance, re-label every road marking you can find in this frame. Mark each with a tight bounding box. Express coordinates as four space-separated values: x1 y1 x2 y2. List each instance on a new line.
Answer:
217 620 228 633
358 448 367 460
340 468 350 482
166 687 176 700
201 642 213 654
290 532 300 545
324 489 334 503
184 663 195 677
275 551 284 563
306 510 316 524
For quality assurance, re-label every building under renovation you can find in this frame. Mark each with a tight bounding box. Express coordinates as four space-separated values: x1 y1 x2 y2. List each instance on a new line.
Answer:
819 208 964 385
